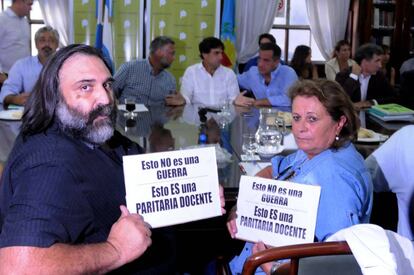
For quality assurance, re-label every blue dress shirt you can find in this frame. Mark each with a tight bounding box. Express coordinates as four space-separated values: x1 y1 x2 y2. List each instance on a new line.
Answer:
237 64 297 107
0 56 42 104
229 143 373 274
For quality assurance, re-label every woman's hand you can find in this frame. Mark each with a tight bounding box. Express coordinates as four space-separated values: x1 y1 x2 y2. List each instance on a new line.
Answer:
219 184 226 215
226 205 238 238
255 166 273 179
252 242 273 274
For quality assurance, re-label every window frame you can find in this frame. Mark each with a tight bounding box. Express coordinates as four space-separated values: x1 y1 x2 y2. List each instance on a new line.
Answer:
271 0 324 63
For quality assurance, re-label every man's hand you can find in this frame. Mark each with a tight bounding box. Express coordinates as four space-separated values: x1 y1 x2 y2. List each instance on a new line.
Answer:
106 205 152 268
354 100 372 110
234 91 255 107
4 92 30 107
165 92 186 106
253 98 272 107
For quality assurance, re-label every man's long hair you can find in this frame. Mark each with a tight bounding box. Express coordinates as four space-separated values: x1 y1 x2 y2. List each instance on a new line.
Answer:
21 44 112 138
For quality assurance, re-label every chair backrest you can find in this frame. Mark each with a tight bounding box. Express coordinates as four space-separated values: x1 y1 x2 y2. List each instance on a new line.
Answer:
242 241 362 275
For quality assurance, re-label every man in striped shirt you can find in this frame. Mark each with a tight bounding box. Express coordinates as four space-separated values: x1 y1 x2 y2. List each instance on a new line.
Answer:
114 36 185 106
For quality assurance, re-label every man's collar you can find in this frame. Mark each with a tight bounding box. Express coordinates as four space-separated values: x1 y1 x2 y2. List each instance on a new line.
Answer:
271 63 281 75
260 63 280 79
146 58 156 74
200 61 221 75
146 57 163 75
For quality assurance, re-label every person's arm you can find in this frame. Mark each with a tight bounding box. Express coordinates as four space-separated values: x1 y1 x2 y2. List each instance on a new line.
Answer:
312 64 319 80
2 93 30 106
237 70 251 92
335 67 360 103
0 61 25 106
324 60 337 81
0 206 151 274
234 91 255 107
0 72 7 84
179 67 194 104
226 69 241 103
390 67 395 87
254 98 272 107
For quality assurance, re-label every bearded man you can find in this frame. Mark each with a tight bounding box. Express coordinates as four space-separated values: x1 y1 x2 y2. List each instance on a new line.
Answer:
113 36 184 106
0 44 176 273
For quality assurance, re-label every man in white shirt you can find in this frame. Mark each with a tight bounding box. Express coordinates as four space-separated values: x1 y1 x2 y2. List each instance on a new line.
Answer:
335 43 395 110
365 126 414 240
174 37 252 107
0 0 33 76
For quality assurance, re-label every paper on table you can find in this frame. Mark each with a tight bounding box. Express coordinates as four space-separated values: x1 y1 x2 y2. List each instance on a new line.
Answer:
239 161 271 176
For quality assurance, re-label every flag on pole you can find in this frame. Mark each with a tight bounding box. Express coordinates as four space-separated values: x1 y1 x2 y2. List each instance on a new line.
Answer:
220 0 237 69
95 0 114 72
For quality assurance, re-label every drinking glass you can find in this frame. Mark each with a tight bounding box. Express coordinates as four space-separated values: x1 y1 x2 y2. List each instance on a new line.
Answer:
124 97 136 118
220 99 231 118
242 133 258 159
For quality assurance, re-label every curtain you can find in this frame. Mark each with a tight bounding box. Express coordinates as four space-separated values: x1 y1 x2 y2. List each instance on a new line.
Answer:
305 0 350 61
38 0 70 46
235 0 279 64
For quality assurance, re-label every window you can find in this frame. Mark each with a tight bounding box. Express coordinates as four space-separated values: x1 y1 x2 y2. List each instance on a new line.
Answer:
270 0 324 63
1 0 45 55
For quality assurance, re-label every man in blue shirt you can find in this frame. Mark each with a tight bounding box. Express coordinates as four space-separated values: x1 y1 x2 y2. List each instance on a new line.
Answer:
237 43 298 107
0 26 59 107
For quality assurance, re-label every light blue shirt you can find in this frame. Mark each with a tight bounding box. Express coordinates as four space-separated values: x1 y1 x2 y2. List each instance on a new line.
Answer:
0 56 42 104
237 64 298 107
229 143 373 274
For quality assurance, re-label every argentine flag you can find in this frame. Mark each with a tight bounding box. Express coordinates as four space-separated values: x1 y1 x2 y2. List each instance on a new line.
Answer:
95 0 114 73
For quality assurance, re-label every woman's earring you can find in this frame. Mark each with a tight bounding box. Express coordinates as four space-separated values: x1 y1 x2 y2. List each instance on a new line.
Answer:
335 135 339 141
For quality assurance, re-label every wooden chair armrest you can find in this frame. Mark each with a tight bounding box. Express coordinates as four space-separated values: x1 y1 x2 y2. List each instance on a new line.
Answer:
242 241 351 275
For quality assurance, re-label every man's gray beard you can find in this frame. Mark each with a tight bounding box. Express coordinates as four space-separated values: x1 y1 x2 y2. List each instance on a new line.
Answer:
160 57 171 69
56 99 115 145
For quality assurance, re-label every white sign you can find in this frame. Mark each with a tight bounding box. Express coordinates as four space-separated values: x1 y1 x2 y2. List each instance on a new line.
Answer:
123 147 222 228
236 176 321 247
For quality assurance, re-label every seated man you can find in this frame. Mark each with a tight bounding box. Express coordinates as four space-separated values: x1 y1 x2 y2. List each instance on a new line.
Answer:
237 43 298 107
0 26 59 107
242 33 277 73
114 36 182 106
178 37 250 107
335 43 396 110
0 44 158 273
365 125 414 240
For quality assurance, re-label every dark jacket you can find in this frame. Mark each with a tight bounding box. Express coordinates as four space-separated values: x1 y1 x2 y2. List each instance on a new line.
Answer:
335 69 396 104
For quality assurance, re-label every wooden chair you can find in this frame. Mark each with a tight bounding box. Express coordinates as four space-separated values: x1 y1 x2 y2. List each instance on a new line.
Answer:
242 241 362 275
